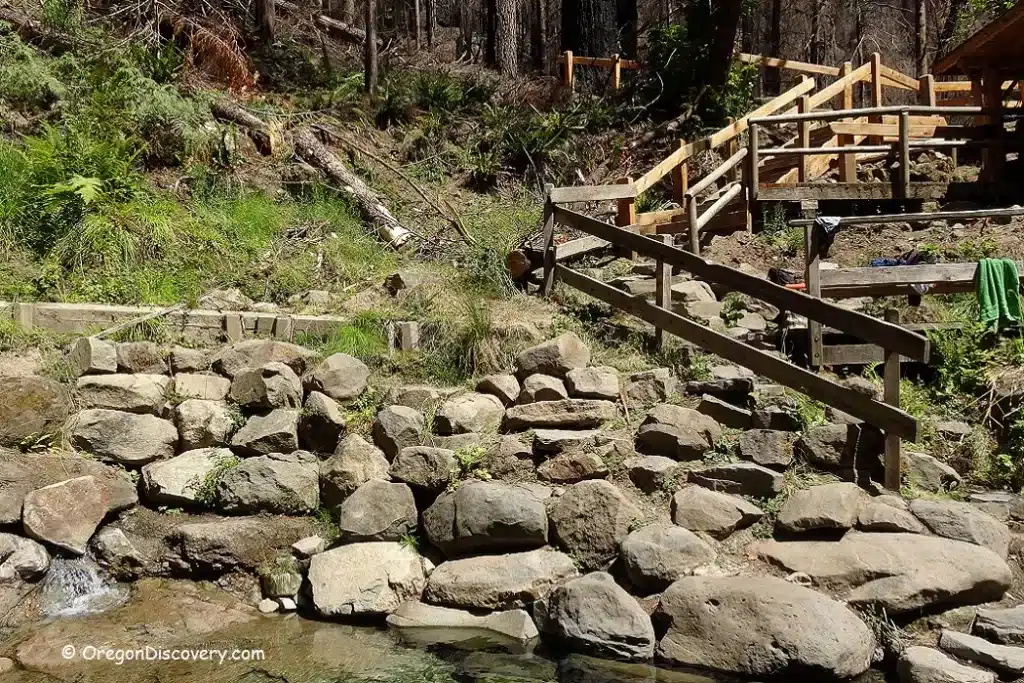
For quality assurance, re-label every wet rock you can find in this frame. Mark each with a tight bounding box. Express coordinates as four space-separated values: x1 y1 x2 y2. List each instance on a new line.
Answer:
387 601 539 647
777 483 868 533
905 451 962 492
141 447 236 507
624 456 680 493
476 374 521 406
172 373 231 401
537 451 608 484
671 486 763 539
565 367 620 401
337 479 417 542
504 399 617 431
518 374 569 404
258 598 279 613
320 434 391 506
68 409 178 465
298 392 346 455
170 347 210 373
548 480 643 572
434 393 505 434
656 575 874 679
898 646 995 683
624 369 676 404
689 463 782 498
389 446 457 493
115 342 168 374
423 481 548 556
910 499 1009 558
91 527 144 578
68 337 117 376
0 533 49 581
212 339 318 378
938 630 1024 678
217 451 319 514
229 362 302 410
0 376 71 448
23 476 107 555
537 572 654 661
737 430 794 469
372 405 425 459
175 399 237 450
308 542 426 616
230 408 299 456
620 524 715 594
77 374 171 415
424 548 578 610
516 332 590 379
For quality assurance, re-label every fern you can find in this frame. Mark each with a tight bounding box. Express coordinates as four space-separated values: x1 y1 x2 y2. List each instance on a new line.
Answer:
45 176 104 205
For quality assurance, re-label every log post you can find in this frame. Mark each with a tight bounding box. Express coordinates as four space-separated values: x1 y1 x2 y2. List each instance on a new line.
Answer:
748 123 759 203
981 66 1005 183
671 156 688 204
838 62 856 183
541 185 556 296
612 54 622 90
883 308 902 492
797 96 810 182
804 201 822 369
870 53 884 145
616 177 636 259
654 234 672 350
898 109 911 199
563 51 574 89
687 194 700 255
725 118 738 183
919 74 936 107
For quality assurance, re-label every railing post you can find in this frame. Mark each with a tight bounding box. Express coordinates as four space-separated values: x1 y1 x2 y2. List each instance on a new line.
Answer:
870 53 884 145
838 61 856 183
797 96 810 182
981 66 1005 183
803 201 822 369
616 176 636 260
687 195 700 255
541 185 556 296
747 123 759 203
671 152 688 204
612 54 622 90
898 109 911 199
883 308 902 492
654 234 672 350
919 74 936 107
563 51 574 89
725 117 738 183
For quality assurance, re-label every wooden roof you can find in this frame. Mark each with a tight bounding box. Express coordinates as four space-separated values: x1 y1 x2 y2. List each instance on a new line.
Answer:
934 2 1024 75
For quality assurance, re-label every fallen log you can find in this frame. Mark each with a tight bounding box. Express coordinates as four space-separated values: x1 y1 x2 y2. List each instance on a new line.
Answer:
293 128 416 249
210 100 280 155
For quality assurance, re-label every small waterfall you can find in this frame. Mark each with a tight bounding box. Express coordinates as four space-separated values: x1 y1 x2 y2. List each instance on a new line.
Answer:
38 556 129 618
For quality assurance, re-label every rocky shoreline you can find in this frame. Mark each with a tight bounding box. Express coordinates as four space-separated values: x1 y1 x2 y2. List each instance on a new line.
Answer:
1 331 1022 682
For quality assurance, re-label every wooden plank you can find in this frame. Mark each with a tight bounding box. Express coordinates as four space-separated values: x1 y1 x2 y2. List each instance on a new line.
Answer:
549 184 636 204
752 105 981 125
806 62 872 109
737 53 841 77
828 122 987 139
898 110 911 198
633 207 687 226
554 235 609 261
552 207 931 361
654 234 671 350
760 145 893 155
839 62 856 182
880 65 920 91
572 55 641 69
541 197 556 296
554 265 919 440
798 95 810 181
758 182 953 201
819 262 1022 288
934 80 974 92
790 205 1024 227
695 183 744 231
805 215 823 368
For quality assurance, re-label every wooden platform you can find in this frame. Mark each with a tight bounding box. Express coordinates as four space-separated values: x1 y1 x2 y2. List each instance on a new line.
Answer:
759 181 1019 202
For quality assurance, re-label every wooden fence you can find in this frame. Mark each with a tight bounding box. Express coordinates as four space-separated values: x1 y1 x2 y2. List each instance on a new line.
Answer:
560 51 642 90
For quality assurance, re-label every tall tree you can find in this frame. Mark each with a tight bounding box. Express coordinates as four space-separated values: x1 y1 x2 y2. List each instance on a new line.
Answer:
495 0 520 75
766 0 782 94
364 0 378 96
697 0 745 92
561 0 618 57
617 0 638 57
425 0 435 46
915 0 927 74
530 0 547 71
485 0 497 65
255 0 276 42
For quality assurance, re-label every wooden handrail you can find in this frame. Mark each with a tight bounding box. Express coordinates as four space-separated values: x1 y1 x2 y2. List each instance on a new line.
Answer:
684 148 748 199
880 64 920 91
751 104 985 125
572 55 642 69
789 205 1024 227
806 62 872 109
549 184 637 204
696 183 744 231
737 53 841 77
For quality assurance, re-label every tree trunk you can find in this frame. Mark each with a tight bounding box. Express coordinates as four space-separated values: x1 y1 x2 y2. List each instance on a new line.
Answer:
293 129 415 249
561 0 617 58
766 0 781 94
341 0 354 22
426 0 435 46
530 0 546 72
940 0 969 46
255 0 276 42
617 0 638 58
809 0 821 64
364 0 378 96
457 2 474 60
495 0 519 75
315 13 381 46
414 0 422 49
210 100 279 155
485 0 497 66
705 0 744 91
915 0 928 74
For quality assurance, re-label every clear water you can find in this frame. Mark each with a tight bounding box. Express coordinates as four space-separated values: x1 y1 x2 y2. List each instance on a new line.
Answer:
37 556 129 618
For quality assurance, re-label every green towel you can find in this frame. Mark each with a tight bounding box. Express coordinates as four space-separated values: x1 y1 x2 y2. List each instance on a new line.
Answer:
977 258 1022 329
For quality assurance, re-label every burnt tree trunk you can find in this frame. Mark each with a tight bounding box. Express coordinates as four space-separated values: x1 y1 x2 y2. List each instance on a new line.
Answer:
530 0 547 71
426 0 435 46
495 0 519 76
561 0 617 57
705 0 744 91
364 0 378 95
255 0 276 42
617 0 637 58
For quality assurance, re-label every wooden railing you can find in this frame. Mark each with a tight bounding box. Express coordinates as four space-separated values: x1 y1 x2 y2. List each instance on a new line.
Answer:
560 51 642 90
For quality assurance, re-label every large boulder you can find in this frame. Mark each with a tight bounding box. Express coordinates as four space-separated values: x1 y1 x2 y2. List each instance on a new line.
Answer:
0 375 71 448
671 486 763 539
297 392 346 455
905 451 962 492
565 367 620 401
504 399 618 431
230 409 299 456
115 341 167 374
548 480 643 572
172 374 231 401
76 374 170 415
302 353 370 403
308 542 426 616
67 337 117 376
620 523 716 594
319 434 390 506
974 606 1024 645
211 340 318 379
423 481 548 556
423 548 578 610
387 601 539 647
776 483 868 533
516 332 590 378
737 430 794 469
389 447 457 493
688 463 783 498
643 404 722 444
229 362 302 410
0 533 49 581
517 374 569 404
910 499 1010 558
757 532 1012 615
22 476 108 555
634 424 710 461
175 399 237 451
372 405 425 459
140 447 236 507
537 572 655 661
938 630 1024 678
336 479 417 542
857 496 928 534
475 375 520 406
655 575 875 679
216 451 319 514
169 516 314 574
434 393 504 434
67 409 178 465
898 646 995 683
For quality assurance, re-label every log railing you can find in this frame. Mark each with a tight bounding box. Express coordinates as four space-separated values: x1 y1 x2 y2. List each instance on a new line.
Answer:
560 51 642 90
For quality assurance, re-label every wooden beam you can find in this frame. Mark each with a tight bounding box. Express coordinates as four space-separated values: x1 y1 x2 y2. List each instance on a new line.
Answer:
685 148 748 200
920 74 937 107
552 207 931 362
839 62 856 182
898 110 911 198
883 309 902 491
790 205 1024 227
807 62 872 110
880 64 920 91
554 265 919 440
696 183 744 231
758 182 955 201
827 122 987 139
654 234 671 350
798 94 811 182
751 105 982 125
549 184 636 204
736 53 841 77
541 196 556 295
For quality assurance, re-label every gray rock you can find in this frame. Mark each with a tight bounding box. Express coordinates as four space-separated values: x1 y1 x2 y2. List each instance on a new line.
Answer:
504 399 618 431
423 481 548 556
516 332 591 378
737 430 794 469
565 367 620 401
751 406 802 432
644 404 722 444
298 392 346 455
68 337 117 376
735 312 766 331
172 373 232 401
230 409 299 456
217 451 319 514
975 606 1024 645
689 463 782 498
548 480 643 572
387 601 539 647
518 374 569 404
212 339 318 378
537 451 608 484
170 346 210 373
302 353 370 403
390 446 457 493
757 532 1012 615
620 523 716 594
23 476 107 555
843 376 880 400
175 399 237 450
670 280 716 303
169 516 314 573
905 451 962 492
423 548 578 610
686 377 755 400
910 499 1010 558
624 369 676 404
0 533 49 581
115 342 168 374
476 375 521 406
0 375 71 448
777 483 868 533
372 405 425 459
697 395 752 430
532 429 607 453
656 575 875 679
538 572 654 661
435 393 505 434
934 421 973 439
141 447 236 507
939 630 1024 678
76 374 170 415
635 424 710 461
624 456 680 493
291 535 325 558
320 434 391 506
898 646 995 683
795 423 884 473
199 287 253 310
387 385 460 412
308 542 426 616
337 479 417 542
90 527 144 577
229 362 302 409
671 486 763 539
858 498 928 534
68 409 178 465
